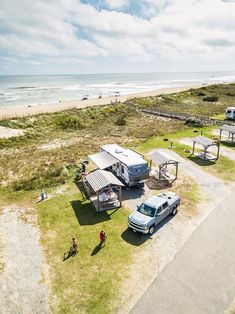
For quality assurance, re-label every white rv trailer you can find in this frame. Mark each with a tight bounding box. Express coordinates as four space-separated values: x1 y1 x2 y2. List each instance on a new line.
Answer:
225 107 235 120
100 144 149 187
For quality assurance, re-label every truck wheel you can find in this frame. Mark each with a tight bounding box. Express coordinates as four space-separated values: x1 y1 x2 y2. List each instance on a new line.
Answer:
148 225 155 235
172 206 178 216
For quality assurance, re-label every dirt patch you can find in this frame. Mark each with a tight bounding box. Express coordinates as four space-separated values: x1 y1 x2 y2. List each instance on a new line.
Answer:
0 126 25 138
0 205 50 313
38 138 79 151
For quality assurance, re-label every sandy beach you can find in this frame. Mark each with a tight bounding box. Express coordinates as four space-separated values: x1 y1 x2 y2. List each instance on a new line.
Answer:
0 85 201 121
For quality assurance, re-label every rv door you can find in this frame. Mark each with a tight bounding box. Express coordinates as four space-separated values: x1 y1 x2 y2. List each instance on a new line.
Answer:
121 165 129 184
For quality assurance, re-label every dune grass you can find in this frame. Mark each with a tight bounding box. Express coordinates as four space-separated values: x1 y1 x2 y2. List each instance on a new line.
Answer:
0 103 184 191
131 83 235 117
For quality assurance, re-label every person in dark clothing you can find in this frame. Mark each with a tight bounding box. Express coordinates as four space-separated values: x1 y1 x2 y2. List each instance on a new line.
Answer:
99 230 107 247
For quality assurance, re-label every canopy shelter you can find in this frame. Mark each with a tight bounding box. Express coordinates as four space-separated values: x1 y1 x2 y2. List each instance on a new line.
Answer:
191 136 220 161
219 125 235 143
88 151 119 170
149 149 179 183
83 169 124 212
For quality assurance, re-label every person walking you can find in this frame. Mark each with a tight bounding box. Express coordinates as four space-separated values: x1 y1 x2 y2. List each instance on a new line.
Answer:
71 237 78 255
63 237 78 261
99 230 107 247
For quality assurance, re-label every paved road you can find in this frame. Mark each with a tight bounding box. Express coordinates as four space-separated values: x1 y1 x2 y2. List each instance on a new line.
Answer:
131 188 235 314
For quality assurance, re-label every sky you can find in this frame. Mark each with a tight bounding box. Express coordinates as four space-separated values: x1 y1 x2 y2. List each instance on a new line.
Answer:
0 0 235 75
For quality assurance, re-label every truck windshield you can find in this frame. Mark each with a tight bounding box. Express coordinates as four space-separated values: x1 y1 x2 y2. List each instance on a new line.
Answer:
137 204 155 217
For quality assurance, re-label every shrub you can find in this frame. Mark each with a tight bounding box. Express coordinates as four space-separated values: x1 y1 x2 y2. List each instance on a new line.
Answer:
12 167 68 191
203 96 218 102
185 117 203 127
55 114 84 130
196 91 206 96
115 116 126 126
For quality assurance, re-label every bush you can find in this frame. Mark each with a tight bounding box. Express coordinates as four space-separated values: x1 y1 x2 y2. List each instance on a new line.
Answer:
203 96 218 102
12 167 68 191
196 91 206 96
185 117 203 127
115 116 126 126
55 114 84 130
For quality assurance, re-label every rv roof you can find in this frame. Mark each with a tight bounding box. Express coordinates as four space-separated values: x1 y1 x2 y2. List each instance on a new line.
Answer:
100 144 146 166
226 107 235 110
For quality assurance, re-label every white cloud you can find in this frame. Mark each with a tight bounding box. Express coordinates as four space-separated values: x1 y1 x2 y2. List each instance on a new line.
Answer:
104 0 130 9
1 0 235 74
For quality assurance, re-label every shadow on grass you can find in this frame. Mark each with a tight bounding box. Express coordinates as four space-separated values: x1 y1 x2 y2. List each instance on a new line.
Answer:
74 180 89 201
91 244 104 256
188 156 216 166
71 200 111 226
220 141 235 148
122 214 175 246
121 228 148 246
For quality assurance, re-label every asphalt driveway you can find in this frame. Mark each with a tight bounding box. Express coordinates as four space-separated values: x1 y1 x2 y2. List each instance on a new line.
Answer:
131 187 235 314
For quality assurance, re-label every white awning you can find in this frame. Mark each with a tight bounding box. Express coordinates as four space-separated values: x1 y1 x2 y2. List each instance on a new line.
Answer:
85 170 124 192
88 151 119 170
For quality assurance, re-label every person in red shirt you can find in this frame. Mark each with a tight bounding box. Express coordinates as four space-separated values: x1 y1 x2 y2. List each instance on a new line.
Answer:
99 230 107 247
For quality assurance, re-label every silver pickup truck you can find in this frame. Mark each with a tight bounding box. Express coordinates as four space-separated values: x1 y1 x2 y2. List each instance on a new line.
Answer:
128 192 180 235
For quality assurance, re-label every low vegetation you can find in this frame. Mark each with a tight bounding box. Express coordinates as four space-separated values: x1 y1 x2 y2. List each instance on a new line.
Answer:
1 83 235 312
131 83 235 117
0 103 184 191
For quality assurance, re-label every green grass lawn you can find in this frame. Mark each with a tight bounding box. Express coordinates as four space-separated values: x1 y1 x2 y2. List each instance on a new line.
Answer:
35 173 200 313
137 127 235 182
37 185 143 313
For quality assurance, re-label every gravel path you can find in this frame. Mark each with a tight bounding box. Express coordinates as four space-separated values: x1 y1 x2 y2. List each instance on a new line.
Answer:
0 206 50 314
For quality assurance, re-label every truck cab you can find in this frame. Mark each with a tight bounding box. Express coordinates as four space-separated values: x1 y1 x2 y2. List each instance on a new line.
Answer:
225 107 235 120
128 192 180 235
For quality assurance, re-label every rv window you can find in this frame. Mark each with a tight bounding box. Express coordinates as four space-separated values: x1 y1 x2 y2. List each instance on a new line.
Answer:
227 110 231 114
121 166 124 174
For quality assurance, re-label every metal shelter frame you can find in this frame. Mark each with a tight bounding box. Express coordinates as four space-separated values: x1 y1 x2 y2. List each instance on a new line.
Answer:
191 136 220 161
149 150 179 183
219 125 235 143
83 169 124 212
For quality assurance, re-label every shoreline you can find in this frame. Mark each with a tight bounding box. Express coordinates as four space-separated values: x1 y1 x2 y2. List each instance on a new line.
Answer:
0 84 202 120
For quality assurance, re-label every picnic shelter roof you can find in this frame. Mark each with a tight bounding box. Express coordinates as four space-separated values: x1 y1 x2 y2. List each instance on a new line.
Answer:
193 136 217 147
149 149 179 165
221 124 235 134
85 169 124 193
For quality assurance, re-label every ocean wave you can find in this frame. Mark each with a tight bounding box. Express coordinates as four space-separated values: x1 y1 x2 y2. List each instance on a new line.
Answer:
11 86 36 90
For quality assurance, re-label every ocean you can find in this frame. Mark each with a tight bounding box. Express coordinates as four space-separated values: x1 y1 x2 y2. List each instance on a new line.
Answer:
0 71 235 108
